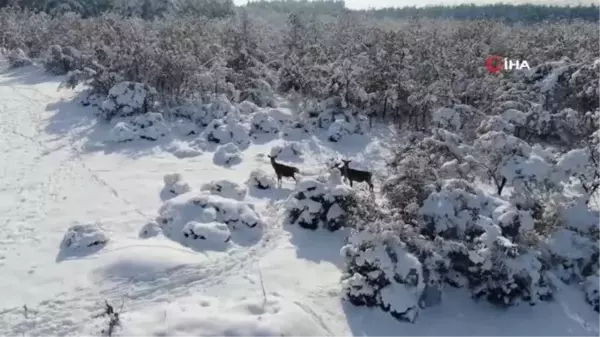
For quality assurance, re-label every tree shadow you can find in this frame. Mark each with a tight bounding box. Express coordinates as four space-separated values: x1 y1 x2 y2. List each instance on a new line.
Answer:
247 185 294 202
251 132 280 145
285 222 349 267
341 284 600 336
44 93 200 159
165 221 264 252
55 242 108 263
0 64 63 86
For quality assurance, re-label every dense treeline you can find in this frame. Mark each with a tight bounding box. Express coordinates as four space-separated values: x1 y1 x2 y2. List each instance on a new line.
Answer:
1 0 598 23
363 3 600 23
246 0 600 23
0 0 236 18
246 0 346 15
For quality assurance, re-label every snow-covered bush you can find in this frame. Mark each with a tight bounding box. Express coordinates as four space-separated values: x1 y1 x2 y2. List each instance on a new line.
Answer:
544 228 598 283
182 221 232 251
464 237 553 306
476 115 516 135
341 229 426 323
44 45 83 75
382 146 439 217
201 179 247 201
246 169 276 190
432 107 462 131
326 113 366 142
380 161 556 313
172 119 199 136
250 112 280 136
205 119 250 148
139 220 162 238
191 96 236 127
60 68 100 92
237 100 259 115
161 173 191 200
473 130 534 195
7 48 32 68
100 82 157 121
108 112 169 142
109 121 137 142
328 119 353 142
156 192 263 250
282 119 311 139
133 112 169 141
584 274 599 312
285 170 356 231
59 223 109 258
240 78 276 107
416 178 552 306
213 143 242 167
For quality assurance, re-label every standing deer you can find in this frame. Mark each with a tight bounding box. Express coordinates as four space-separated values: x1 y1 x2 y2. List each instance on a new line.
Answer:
267 154 299 187
337 159 374 192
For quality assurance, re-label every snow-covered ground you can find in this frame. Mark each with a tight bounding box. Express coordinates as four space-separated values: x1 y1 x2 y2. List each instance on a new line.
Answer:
0 63 598 336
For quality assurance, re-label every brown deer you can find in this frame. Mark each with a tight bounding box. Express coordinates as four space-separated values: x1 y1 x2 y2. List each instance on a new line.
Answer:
337 159 374 192
267 154 299 187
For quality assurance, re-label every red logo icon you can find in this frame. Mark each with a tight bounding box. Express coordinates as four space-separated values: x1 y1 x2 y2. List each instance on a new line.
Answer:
485 55 503 74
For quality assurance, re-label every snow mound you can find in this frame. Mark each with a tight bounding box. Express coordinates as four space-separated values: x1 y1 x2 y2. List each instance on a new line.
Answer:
161 173 191 200
157 192 263 249
188 96 235 127
166 141 203 159
282 120 311 139
205 119 251 148
8 48 32 68
201 179 247 201
270 142 303 161
118 295 328 336
327 119 353 142
108 112 169 143
59 223 109 259
139 221 162 239
172 119 199 136
133 112 169 141
237 100 259 115
182 221 232 251
246 169 276 190
109 121 137 142
100 82 156 121
267 108 294 124
285 173 355 231
214 143 242 167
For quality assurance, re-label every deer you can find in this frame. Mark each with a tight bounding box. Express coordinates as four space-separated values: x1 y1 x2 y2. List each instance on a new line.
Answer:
267 154 300 187
337 159 374 192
